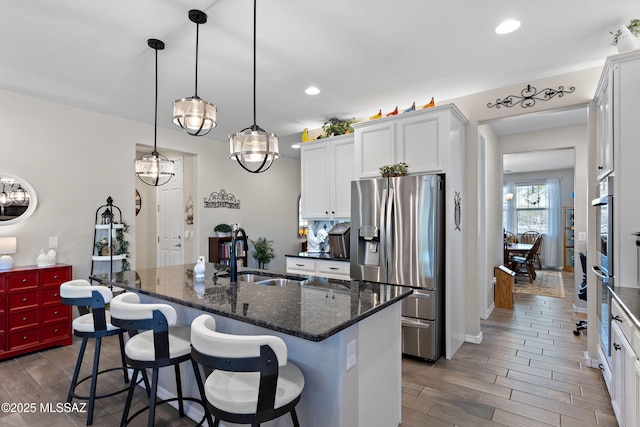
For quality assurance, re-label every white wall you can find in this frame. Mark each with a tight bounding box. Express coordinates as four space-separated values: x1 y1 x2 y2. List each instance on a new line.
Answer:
0 88 300 280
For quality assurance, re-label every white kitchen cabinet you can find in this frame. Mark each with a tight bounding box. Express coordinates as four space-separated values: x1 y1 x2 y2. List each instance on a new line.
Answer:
595 71 613 180
300 134 354 220
610 298 640 427
353 104 466 178
286 257 350 280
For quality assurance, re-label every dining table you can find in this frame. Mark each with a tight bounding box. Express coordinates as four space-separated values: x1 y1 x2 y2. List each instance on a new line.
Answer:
504 242 533 265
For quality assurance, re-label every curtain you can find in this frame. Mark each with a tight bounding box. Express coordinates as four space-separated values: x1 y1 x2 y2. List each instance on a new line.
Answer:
503 181 517 235
544 178 561 267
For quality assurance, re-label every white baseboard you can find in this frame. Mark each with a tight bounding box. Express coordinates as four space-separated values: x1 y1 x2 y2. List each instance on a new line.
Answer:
465 331 483 344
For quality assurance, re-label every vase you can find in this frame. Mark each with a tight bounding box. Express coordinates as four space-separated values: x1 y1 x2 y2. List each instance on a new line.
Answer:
617 25 640 53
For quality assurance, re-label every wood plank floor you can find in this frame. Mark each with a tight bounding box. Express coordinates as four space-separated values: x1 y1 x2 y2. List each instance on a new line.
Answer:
0 270 614 426
401 271 616 427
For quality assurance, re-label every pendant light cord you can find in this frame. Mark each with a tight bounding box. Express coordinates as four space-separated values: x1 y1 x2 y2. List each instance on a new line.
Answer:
252 0 257 128
154 46 158 153
195 22 200 98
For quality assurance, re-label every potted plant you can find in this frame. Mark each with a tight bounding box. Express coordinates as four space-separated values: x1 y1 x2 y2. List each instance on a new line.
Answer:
611 19 640 52
250 237 276 269
214 223 232 237
322 117 356 138
379 162 408 177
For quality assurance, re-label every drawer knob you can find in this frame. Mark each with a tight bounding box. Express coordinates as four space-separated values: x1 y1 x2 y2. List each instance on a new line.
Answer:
21 279 27 283
53 293 58 297
54 329 59 333
22 336 27 341
22 297 27 302
612 315 623 323
22 317 27 321
54 311 58 315
53 275 58 279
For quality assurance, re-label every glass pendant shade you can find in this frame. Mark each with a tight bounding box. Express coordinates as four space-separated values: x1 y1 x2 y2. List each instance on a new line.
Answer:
229 126 279 172
172 96 216 136
135 152 174 186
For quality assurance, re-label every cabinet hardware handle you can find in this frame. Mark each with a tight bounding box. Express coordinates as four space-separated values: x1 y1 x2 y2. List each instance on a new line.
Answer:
22 336 27 340
296 264 305 267
21 279 27 283
22 317 27 321
53 275 58 279
54 311 58 315
22 297 27 302
54 329 58 333
598 166 603 170
53 293 58 297
613 343 621 351
329 267 339 270
612 315 623 323
325 211 329 215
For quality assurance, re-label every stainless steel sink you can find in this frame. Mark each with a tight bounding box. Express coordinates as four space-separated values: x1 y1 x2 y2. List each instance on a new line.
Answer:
254 278 300 286
237 273 273 283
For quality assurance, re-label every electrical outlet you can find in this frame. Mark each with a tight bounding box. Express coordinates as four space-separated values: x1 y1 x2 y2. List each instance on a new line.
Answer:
347 339 357 370
49 236 58 248
578 232 586 242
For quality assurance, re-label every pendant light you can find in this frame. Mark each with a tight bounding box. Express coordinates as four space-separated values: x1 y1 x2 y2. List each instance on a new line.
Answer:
173 9 217 136
229 0 279 173
135 39 175 187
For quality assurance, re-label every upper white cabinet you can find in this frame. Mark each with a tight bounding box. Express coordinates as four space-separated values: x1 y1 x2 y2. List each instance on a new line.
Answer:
353 105 466 178
595 72 613 180
301 134 354 220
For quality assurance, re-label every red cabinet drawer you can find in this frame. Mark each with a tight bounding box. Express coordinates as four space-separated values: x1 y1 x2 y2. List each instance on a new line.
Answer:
40 268 70 286
9 309 38 330
8 292 39 310
7 273 38 291
41 305 70 323
42 321 71 342
8 328 38 350
41 286 62 305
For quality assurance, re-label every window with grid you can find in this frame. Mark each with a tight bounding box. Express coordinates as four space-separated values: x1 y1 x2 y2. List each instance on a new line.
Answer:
514 184 547 234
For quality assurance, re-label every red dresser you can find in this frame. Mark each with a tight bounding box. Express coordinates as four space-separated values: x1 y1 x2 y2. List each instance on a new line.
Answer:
0 264 72 359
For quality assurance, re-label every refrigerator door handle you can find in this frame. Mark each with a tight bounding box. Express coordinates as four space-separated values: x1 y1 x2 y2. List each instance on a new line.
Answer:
385 187 394 265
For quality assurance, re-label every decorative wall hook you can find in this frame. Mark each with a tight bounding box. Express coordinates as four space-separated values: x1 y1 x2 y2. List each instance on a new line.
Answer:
487 84 575 109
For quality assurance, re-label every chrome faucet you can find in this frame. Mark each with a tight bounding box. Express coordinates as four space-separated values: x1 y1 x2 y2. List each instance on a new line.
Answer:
230 226 248 283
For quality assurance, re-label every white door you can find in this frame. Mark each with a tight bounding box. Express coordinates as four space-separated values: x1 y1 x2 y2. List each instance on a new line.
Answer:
157 157 184 267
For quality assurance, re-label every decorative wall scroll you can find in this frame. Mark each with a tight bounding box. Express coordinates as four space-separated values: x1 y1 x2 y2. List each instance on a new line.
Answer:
454 191 461 231
203 189 241 209
487 84 575 109
185 196 194 224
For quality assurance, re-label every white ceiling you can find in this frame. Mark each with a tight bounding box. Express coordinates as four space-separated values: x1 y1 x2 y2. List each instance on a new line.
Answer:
1 1 636 160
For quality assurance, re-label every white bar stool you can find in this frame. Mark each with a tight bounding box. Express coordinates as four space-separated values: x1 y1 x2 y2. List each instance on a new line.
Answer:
109 292 205 427
60 279 129 426
190 313 305 427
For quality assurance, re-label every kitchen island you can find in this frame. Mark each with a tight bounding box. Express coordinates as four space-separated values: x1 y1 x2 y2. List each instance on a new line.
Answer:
91 263 413 427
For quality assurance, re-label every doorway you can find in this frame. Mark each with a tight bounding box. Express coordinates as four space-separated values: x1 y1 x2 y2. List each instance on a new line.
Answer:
477 106 588 319
134 148 198 270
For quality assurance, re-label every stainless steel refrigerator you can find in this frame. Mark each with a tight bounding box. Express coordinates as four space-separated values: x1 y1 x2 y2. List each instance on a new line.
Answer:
350 174 444 361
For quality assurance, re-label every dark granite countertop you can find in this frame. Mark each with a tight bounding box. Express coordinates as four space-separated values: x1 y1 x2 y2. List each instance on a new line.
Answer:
90 263 411 342
286 252 350 261
610 286 640 329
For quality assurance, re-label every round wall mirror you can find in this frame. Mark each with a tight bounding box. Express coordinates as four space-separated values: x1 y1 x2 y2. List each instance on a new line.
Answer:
0 174 38 226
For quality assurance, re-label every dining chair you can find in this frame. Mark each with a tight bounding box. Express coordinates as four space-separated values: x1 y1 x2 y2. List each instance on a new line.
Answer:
190 313 305 427
60 279 129 426
510 235 542 283
519 230 542 268
109 292 205 427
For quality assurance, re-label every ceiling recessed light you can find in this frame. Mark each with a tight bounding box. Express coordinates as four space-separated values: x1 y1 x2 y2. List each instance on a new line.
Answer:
305 86 320 95
291 144 301 149
495 19 521 35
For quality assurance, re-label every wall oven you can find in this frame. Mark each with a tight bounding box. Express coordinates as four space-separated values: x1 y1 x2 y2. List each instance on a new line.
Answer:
592 178 613 366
